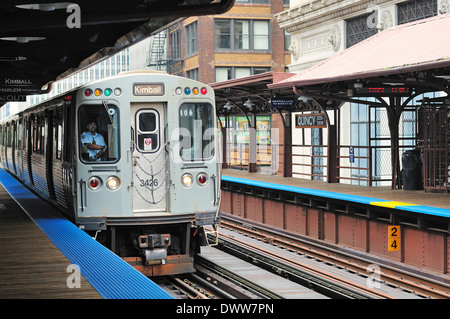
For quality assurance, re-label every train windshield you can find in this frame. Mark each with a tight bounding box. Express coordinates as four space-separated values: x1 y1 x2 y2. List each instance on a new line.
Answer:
78 103 120 163
179 103 215 161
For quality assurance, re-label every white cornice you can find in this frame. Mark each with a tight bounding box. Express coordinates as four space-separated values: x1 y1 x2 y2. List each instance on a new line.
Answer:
276 0 392 32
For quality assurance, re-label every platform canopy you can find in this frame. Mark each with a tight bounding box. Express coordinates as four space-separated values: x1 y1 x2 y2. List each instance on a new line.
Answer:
270 12 450 105
0 0 234 106
268 12 450 189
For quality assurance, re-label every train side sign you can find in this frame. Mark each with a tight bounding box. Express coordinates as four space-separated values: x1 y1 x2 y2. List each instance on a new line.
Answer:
295 113 326 128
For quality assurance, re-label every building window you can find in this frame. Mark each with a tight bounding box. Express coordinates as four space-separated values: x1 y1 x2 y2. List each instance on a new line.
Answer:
345 12 378 48
186 68 198 80
186 21 198 56
215 66 270 81
397 0 437 24
284 29 291 51
169 29 181 60
215 19 270 51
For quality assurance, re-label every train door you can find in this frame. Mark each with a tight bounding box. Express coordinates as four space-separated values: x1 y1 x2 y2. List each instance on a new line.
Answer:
130 102 167 213
16 117 24 180
11 120 17 175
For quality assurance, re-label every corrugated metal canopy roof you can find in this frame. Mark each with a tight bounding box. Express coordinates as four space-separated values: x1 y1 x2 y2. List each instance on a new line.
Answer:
270 13 450 89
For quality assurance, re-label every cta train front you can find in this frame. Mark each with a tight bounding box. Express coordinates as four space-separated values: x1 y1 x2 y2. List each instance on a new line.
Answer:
74 72 220 276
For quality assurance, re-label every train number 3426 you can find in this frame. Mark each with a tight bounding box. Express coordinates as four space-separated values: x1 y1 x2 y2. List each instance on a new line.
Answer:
139 178 159 187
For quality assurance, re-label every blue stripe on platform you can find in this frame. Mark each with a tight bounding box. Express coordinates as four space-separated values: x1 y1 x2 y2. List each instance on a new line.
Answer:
395 205 450 218
221 175 383 205
0 168 173 299
221 175 450 218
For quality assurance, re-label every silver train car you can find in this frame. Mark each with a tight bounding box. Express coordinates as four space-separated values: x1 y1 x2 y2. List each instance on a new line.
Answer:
0 71 221 276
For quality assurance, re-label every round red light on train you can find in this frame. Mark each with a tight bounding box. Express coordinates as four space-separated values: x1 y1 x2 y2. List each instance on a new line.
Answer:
90 179 98 188
201 87 207 95
197 173 208 186
88 177 102 191
84 89 92 97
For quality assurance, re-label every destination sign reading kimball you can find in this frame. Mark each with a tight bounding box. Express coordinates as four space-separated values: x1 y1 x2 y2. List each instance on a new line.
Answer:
133 83 164 96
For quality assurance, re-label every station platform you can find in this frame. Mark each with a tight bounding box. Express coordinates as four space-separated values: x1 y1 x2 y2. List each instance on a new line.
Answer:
0 168 173 299
0 182 101 298
222 169 450 218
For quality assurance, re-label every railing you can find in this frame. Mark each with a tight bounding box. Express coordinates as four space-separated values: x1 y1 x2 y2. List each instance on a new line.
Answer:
292 144 327 181
291 143 412 186
226 141 415 186
225 142 281 175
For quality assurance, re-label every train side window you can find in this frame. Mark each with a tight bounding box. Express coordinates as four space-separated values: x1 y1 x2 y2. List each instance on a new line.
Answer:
179 103 215 161
54 108 63 160
6 123 12 148
78 104 120 163
33 114 45 154
136 110 159 153
40 115 45 155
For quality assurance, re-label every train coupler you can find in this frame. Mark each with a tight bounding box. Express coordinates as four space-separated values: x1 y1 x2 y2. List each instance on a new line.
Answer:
138 234 171 265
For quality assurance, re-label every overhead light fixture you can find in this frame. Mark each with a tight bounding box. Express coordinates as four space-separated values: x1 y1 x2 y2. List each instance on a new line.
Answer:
0 37 46 43
223 101 233 111
243 98 255 110
0 56 27 62
354 82 363 88
434 75 450 80
15 2 74 11
298 96 312 102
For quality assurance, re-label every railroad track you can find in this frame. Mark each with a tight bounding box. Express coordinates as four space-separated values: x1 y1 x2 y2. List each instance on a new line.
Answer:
154 261 271 299
218 214 450 299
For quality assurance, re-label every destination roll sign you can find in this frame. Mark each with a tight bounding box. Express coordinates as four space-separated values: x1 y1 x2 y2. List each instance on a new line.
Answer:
133 83 164 96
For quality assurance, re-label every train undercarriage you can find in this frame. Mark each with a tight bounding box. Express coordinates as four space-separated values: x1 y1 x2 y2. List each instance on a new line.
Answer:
91 223 215 276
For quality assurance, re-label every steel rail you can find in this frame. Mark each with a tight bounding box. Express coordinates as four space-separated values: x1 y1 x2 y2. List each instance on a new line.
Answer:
208 229 388 299
195 254 286 299
220 214 450 299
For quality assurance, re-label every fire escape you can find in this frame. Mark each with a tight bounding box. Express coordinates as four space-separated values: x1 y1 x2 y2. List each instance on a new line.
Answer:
146 30 167 71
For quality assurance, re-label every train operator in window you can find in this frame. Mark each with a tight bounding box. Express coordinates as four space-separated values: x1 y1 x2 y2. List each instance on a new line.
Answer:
81 120 107 161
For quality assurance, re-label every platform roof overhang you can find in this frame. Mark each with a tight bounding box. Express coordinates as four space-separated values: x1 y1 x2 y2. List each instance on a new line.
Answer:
0 0 234 106
269 13 450 108
212 71 299 116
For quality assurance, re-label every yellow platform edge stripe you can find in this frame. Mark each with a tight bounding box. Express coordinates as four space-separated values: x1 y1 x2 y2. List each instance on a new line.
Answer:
370 201 418 208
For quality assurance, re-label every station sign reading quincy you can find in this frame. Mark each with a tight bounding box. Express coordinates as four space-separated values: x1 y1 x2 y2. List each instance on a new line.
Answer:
133 83 164 96
295 113 326 128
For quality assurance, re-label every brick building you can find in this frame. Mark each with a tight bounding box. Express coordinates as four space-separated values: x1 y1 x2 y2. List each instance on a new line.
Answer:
164 0 291 84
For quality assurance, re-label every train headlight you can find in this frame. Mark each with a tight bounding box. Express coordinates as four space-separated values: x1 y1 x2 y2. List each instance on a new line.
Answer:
197 173 208 186
106 176 121 190
181 173 193 188
88 176 102 191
